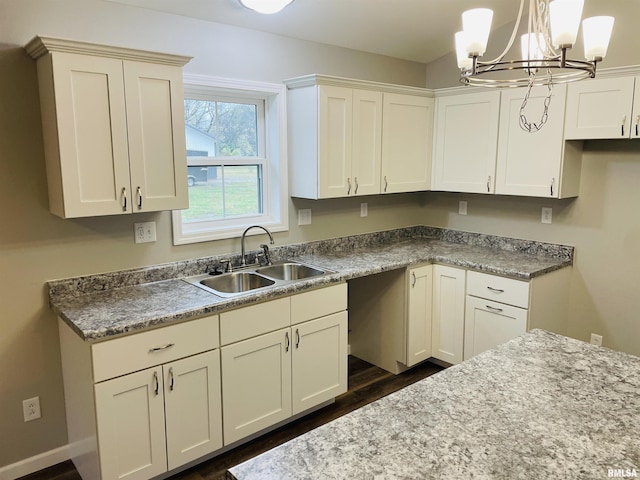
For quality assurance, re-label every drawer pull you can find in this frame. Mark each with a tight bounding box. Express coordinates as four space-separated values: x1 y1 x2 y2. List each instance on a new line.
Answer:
411 272 417 288
295 329 301 349
485 305 504 312
487 286 505 293
285 331 290 352
152 371 159 396
347 177 352 195
168 367 175 392
148 343 175 353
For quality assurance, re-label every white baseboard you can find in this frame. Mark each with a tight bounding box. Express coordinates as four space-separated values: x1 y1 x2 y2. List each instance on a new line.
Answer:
0 445 69 480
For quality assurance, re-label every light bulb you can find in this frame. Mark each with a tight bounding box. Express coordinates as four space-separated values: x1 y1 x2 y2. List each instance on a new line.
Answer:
239 0 294 14
455 31 472 70
583 16 614 61
549 0 584 48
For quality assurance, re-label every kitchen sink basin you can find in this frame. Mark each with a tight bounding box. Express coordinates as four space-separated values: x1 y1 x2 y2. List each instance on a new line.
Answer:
183 260 334 298
256 262 326 281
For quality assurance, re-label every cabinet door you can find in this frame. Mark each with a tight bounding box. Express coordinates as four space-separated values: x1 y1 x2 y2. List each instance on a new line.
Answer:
432 91 500 194
432 265 466 365
381 93 433 193
495 85 567 197
221 329 292 445
406 265 433 367
318 85 353 198
633 77 640 139
564 76 636 139
292 312 348 415
50 52 131 217
124 61 189 212
352 89 382 196
464 296 527 361
94 367 167 480
164 350 223 470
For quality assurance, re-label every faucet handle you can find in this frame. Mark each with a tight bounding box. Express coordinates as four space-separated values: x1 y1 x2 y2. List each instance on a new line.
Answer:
259 244 272 266
221 259 233 273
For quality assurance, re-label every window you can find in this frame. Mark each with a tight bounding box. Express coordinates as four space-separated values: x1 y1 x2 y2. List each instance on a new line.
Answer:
172 75 288 244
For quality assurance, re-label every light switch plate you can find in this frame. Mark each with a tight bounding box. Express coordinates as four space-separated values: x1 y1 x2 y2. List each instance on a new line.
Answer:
458 201 468 216
298 209 312 226
541 207 552 224
360 203 368 217
134 222 157 243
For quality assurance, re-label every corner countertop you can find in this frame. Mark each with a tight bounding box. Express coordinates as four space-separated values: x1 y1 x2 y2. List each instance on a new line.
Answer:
49 227 573 341
228 329 640 480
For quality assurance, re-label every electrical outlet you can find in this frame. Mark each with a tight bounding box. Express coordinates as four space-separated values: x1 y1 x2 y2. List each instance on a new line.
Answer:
458 201 468 216
298 209 312 226
590 333 603 346
134 222 157 243
541 207 552 224
360 203 368 217
23 396 41 422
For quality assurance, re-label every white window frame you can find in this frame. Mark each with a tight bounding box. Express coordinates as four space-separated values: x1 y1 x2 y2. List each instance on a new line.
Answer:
172 74 289 245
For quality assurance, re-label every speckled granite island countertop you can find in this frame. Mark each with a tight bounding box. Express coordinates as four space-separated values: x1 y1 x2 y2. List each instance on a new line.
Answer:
48 226 573 341
228 329 640 480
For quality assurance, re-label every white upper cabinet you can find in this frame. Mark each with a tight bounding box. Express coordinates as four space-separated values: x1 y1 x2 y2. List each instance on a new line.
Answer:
286 75 432 199
26 36 191 218
564 75 640 140
432 91 500 194
381 93 434 194
495 84 581 198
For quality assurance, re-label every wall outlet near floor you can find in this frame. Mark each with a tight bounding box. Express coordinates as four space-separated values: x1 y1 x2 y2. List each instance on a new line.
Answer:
458 201 468 216
298 209 312 226
134 222 157 243
23 396 41 422
590 333 603 346
541 207 552 224
360 203 368 217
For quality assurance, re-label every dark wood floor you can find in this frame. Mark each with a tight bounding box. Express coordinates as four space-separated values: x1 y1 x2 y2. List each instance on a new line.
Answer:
22 357 444 480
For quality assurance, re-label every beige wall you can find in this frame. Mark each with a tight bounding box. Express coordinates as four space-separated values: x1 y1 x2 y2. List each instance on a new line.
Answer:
0 0 429 468
1 0 639 470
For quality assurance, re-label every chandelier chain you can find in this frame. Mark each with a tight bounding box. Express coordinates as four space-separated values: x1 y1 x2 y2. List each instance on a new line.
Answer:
519 69 553 133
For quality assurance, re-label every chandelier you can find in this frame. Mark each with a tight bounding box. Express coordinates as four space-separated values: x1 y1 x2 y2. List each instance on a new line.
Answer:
239 0 294 14
455 0 614 132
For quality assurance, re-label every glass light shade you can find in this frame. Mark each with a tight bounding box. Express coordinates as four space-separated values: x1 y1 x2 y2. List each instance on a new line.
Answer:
239 0 294 14
521 33 546 69
462 8 493 56
455 31 473 69
549 0 584 48
583 16 614 60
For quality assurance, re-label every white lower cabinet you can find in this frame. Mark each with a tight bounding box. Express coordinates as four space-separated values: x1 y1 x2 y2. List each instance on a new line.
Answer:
431 265 466 365
220 284 348 446
405 265 433 367
221 328 292 445
94 350 223 479
464 297 527 360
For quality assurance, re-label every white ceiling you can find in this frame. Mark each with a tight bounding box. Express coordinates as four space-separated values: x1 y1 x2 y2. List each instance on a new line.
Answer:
103 0 520 63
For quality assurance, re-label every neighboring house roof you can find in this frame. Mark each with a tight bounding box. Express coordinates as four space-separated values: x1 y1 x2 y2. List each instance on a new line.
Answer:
185 124 216 156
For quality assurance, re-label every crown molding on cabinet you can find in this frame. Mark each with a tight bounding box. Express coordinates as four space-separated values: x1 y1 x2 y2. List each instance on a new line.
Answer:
284 74 435 97
25 36 192 66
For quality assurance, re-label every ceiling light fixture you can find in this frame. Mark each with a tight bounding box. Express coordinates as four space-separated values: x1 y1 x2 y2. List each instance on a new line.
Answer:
239 0 294 14
456 0 614 132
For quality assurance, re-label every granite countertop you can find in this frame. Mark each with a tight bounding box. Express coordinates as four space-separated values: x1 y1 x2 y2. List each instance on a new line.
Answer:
229 329 640 480
48 227 573 341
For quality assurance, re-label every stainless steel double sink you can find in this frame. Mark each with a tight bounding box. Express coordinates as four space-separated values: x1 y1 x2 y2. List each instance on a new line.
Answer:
183 260 333 298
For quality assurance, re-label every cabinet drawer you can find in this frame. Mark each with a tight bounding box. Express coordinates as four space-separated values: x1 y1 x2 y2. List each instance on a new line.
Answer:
92 315 219 383
220 297 290 345
291 283 348 325
466 271 530 308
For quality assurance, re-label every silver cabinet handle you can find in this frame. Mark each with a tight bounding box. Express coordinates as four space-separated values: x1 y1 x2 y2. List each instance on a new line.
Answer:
121 187 128 211
136 186 143 209
487 286 505 293
285 331 290 352
149 343 175 353
295 329 300 349
347 178 352 195
635 115 639 137
168 367 175 392
622 115 627 137
354 177 359 195
153 371 159 396
384 176 388 192
550 178 555 197
411 272 417 288
485 305 504 313
486 176 491 193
